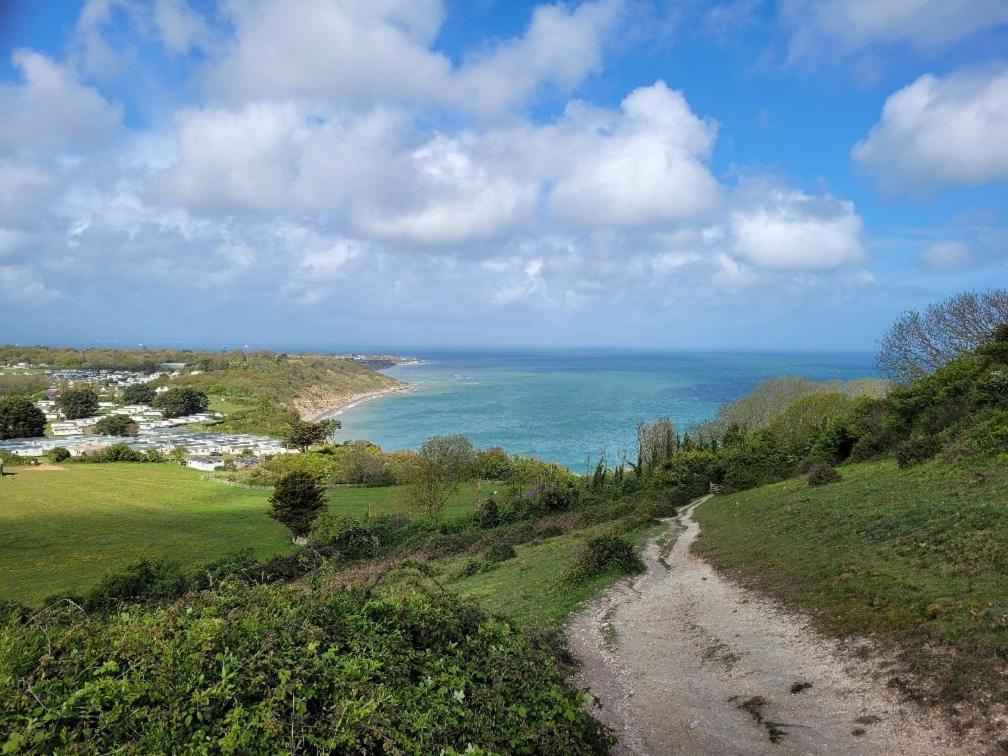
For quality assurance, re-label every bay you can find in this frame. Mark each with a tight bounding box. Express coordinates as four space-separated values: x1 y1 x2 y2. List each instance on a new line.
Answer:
335 349 877 470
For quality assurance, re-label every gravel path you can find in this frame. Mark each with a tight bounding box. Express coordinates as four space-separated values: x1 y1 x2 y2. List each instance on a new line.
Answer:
568 496 982 755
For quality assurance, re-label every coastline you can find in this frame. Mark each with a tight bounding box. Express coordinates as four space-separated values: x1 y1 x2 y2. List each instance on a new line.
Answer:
305 385 410 422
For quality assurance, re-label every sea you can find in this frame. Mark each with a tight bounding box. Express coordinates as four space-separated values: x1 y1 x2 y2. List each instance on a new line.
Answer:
334 349 877 471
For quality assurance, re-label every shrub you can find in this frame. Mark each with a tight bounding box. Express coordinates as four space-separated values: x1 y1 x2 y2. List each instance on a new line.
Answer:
311 515 380 561
473 497 500 529
91 414 139 436
895 436 940 468
49 447 70 463
567 535 645 581
83 558 189 609
453 557 496 580
1 585 613 753
536 525 565 539
485 542 517 562
806 462 842 487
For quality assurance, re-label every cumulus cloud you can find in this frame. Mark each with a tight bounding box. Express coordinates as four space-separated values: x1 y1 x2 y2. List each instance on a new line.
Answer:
781 0 1008 55
204 0 619 114
852 66 1008 190
548 81 721 227
0 50 121 155
920 241 974 272
727 186 867 270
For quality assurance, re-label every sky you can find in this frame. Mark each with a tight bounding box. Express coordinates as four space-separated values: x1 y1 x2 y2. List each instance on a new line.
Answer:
0 0 1006 352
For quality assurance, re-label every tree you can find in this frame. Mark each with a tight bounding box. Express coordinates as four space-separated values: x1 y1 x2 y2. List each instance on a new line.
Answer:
0 396 46 439
634 417 679 477
268 471 327 542
877 289 1008 383
152 387 208 418
59 387 99 419
91 414 139 437
120 383 156 404
284 418 340 453
401 435 475 520
168 446 189 465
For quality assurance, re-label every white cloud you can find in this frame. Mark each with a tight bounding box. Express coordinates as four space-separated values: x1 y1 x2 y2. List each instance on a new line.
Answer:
355 134 538 246
0 265 60 302
853 66 1008 190
204 0 620 115
153 0 212 54
781 0 1008 54
548 81 721 227
727 186 867 270
0 50 121 155
453 0 620 114
920 241 974 272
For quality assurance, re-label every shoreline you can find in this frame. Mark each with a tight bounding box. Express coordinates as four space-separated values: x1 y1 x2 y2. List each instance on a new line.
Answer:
305 385 410 423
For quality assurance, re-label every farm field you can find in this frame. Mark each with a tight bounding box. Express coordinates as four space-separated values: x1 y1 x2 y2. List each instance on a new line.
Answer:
0 464 477 604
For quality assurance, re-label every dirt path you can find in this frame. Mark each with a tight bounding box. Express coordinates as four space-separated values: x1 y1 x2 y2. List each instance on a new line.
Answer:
568 496 981 755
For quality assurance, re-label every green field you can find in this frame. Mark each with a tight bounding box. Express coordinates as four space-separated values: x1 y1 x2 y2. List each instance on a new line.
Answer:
325 482 477 522
440 523 660 625
0 465 476 605
693 458 1008 707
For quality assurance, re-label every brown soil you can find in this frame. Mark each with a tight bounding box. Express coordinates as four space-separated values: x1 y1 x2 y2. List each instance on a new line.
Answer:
568 496 985 755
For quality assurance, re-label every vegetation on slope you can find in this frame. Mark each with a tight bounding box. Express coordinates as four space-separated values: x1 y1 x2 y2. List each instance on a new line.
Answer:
694 459 1008 710
1 584 611 754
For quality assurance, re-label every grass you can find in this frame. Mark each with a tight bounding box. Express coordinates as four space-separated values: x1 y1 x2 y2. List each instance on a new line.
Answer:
325 482 478 522
693 457 1008 709
439 521 660 625
0 464 470 605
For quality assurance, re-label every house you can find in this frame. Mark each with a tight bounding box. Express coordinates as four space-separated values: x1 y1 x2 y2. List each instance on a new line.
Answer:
186 455 223 472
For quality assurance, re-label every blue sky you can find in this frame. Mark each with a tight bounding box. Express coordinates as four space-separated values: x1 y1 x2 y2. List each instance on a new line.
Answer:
1 0 1006 351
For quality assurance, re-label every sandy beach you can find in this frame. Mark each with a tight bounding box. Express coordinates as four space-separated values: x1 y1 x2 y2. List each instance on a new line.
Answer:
304 385 410 422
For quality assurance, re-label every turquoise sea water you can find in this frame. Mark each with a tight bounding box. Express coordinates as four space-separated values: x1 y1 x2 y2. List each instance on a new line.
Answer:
336 350 877 471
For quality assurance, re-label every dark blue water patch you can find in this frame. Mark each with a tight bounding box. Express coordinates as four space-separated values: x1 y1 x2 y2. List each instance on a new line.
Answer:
660 380 758 403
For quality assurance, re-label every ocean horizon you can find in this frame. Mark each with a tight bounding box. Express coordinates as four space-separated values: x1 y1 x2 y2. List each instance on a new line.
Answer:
334 348 878 470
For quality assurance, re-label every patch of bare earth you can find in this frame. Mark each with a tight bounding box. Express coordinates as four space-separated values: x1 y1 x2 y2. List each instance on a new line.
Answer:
568 496 986 755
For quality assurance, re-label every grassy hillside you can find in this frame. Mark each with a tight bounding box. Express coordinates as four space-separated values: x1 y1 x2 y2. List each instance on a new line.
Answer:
693 458 1008 709
0 465 476 604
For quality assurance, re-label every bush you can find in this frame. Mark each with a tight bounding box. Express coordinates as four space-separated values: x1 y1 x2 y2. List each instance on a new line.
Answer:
567 534 645 581
83 558 189 609
1 585 613 753
310 515 380 561
895 436 940 468
453 557 496 580
91 414 139 437
49 447 70 463
536 525 565 539
485 542 517 562
473 497 500 529
806 462 842 487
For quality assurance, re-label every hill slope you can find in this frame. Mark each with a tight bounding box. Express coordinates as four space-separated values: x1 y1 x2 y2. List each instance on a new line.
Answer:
694 458 1008 720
